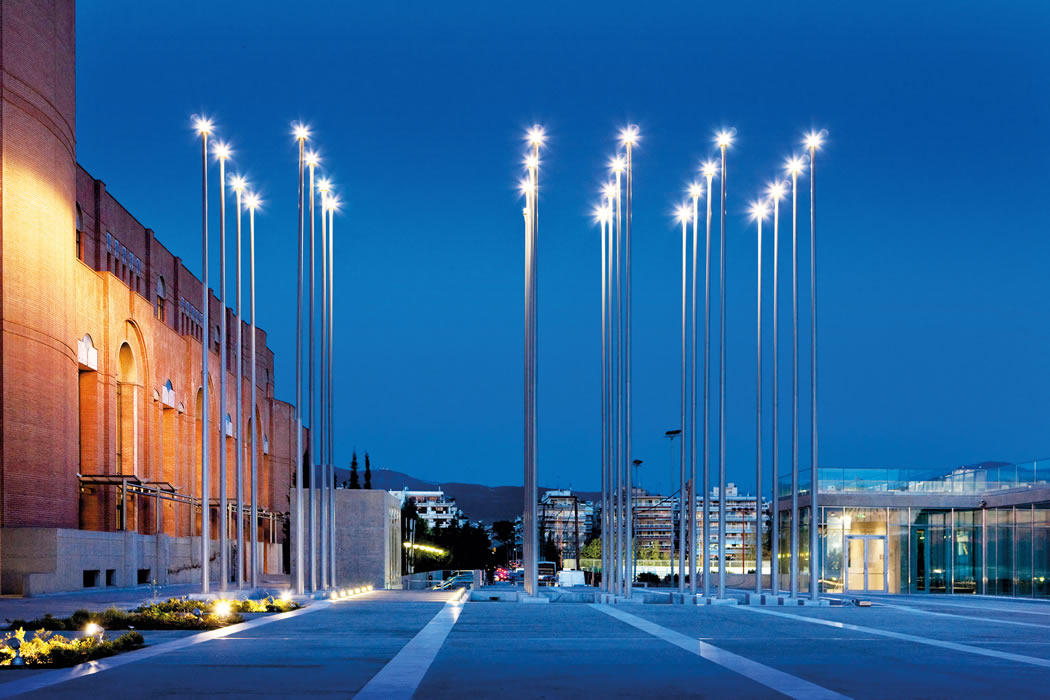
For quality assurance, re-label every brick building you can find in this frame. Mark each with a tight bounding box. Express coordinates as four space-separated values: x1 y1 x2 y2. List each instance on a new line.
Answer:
0 0 302 594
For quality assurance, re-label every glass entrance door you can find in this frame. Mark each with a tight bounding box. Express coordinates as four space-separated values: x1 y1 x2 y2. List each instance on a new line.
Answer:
845 535 886 593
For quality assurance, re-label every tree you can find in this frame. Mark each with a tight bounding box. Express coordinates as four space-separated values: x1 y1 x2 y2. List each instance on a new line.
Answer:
402 498 429 540
349 451 360 489
638 542 664 561
491 520 516 564
581 537 602 561
364 452 372 489
429 520 494 572
492 520 515 546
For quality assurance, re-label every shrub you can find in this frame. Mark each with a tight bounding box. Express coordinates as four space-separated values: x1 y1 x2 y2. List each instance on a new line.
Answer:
0 628 145 668
7 596 298 633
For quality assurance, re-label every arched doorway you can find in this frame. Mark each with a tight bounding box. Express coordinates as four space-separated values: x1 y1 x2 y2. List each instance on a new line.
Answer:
116 341 142 531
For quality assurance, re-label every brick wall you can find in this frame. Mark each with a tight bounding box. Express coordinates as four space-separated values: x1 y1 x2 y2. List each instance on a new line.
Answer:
1 1 298 550
1 0 79 530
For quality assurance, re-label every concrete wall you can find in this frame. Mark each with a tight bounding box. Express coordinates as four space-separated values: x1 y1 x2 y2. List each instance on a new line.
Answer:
291 488 402 590
0 527 284 596
1 528 214 596
336 489 401 589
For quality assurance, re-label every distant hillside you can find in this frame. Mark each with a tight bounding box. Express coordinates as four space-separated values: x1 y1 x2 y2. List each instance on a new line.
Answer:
332 467 599 524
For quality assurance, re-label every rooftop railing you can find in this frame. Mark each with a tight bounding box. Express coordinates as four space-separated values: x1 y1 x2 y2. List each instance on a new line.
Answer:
775 460 1050 496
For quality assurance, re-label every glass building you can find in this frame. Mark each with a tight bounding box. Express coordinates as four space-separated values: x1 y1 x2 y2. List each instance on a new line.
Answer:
776 460 1050 597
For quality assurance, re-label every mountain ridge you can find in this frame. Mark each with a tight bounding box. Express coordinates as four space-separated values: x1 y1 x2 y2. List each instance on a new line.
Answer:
333 467 599 524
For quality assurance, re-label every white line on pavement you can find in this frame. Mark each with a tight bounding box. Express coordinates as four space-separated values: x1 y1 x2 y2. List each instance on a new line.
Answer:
874 598 1050 617
735 606 1050 669
591 604 851 700
354 588 467 700
875 602 1050 629
0 600 332 698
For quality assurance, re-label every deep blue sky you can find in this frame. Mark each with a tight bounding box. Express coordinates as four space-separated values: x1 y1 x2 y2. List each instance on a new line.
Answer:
77 2 1049 496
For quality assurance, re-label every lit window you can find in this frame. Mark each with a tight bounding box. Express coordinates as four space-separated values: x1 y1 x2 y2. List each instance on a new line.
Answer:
155 276 167 322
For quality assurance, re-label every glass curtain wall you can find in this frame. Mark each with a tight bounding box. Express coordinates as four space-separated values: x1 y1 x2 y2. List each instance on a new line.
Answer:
811 503 1050 598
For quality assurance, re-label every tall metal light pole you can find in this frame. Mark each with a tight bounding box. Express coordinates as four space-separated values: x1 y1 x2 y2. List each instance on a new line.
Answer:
214 140 231 592
521 194 531 579
194 116 213 594
523 125 544 598
750 199 769 595
246 191 260 589
318 178 330 591
688 182 702 596
715 130 733 598
322 186 330 591
292 122 309 596
520 189 531 590
232 174 246 590
621 126 638 598
603 183 615 594
598 203 611 592
675 204 690 594
767 180 786 596
805 130 825 601
306 149 320 592
700 160 717 598
611 154 625 596
328 194 339 588
787 154 806 597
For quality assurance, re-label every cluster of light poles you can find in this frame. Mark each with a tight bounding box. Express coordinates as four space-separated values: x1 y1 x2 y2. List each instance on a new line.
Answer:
575 126 825 600
667 128 825 601
659 134 727 600
193 116 340 596
587 127 639 597
293 122 340 596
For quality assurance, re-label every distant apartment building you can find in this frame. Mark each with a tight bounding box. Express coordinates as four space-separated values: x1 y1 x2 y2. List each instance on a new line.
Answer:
606 483 770 570
698 484 770 569
389 488 467 531
539 490 594 564
510 490 595 566
634 490 675 558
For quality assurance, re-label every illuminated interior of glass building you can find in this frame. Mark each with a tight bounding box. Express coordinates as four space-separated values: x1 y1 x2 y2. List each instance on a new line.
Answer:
776 461 1050 597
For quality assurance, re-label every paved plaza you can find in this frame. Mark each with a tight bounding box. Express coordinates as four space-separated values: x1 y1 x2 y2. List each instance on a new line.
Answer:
0 587 1047 697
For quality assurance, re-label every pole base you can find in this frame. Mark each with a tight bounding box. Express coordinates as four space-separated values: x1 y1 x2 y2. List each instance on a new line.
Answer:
765 595 829 606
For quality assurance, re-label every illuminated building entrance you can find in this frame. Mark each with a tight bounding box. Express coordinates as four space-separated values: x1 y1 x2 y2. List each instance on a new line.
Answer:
845 535 886 593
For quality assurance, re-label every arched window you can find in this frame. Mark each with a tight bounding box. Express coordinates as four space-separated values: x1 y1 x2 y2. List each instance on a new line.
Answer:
155 276 167 322
161 379 175 408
